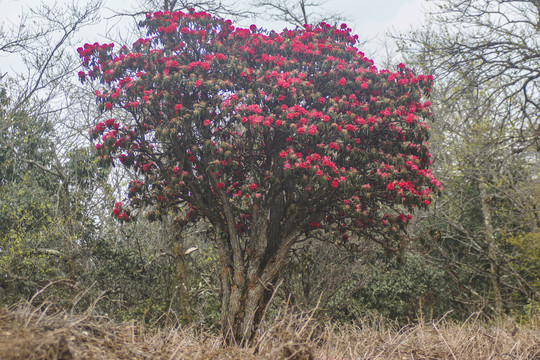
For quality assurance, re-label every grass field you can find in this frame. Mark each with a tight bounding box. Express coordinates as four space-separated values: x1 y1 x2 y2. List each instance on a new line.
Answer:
1 297 538 360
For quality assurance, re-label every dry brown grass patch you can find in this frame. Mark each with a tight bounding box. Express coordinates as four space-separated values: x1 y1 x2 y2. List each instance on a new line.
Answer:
0 291 538 360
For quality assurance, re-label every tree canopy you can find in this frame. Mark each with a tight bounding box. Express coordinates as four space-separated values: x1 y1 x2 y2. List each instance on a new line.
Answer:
79 9 440 341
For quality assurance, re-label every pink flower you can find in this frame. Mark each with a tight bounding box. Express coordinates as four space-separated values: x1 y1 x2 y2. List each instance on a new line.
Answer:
338 77 346 86
249 183 257 191
345 124 356 132
387 183 395 190
203 119 211 126
175 104 183 112
309 221 321 228
318 97 325 104
217 182 225 189
328 142 339 150
142 162 153 171
105 102 113 110
330 180 339 189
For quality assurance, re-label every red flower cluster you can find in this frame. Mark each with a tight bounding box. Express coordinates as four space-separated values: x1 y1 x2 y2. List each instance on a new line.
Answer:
112 202 129 221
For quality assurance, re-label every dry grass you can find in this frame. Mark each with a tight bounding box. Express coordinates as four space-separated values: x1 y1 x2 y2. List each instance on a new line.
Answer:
0 293 538 360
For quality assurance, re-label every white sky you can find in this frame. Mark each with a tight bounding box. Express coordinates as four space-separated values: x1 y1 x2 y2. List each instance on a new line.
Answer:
0 0 433 68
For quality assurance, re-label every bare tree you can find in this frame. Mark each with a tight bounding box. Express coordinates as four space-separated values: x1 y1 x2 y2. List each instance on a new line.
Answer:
253 0 348 27
1 1 102 120
397 0 540 152
107 0 252 37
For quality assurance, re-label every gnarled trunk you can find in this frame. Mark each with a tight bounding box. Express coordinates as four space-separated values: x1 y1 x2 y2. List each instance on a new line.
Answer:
220 267 271 344
215 206 298 344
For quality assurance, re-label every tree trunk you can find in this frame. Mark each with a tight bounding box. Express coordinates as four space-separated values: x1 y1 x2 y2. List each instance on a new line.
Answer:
211 186 299 343
216 227 297 344
172 217 193 323
479 180 504 316
220 270 270 345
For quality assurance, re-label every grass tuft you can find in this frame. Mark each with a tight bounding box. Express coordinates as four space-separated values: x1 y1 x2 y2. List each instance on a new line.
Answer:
0 289 538 359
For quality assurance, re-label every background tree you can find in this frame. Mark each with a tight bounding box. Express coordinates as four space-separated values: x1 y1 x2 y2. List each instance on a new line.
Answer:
398 0 540 152
413 81 539 317
253 0 348 28
0 0 112 304
80 10 440 341
396 0 540 318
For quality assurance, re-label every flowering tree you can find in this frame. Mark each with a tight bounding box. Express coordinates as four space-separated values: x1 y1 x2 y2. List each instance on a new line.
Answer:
79 9 441 342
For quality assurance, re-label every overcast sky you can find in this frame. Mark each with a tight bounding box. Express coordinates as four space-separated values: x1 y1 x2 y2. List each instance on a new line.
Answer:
1 0 433 67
